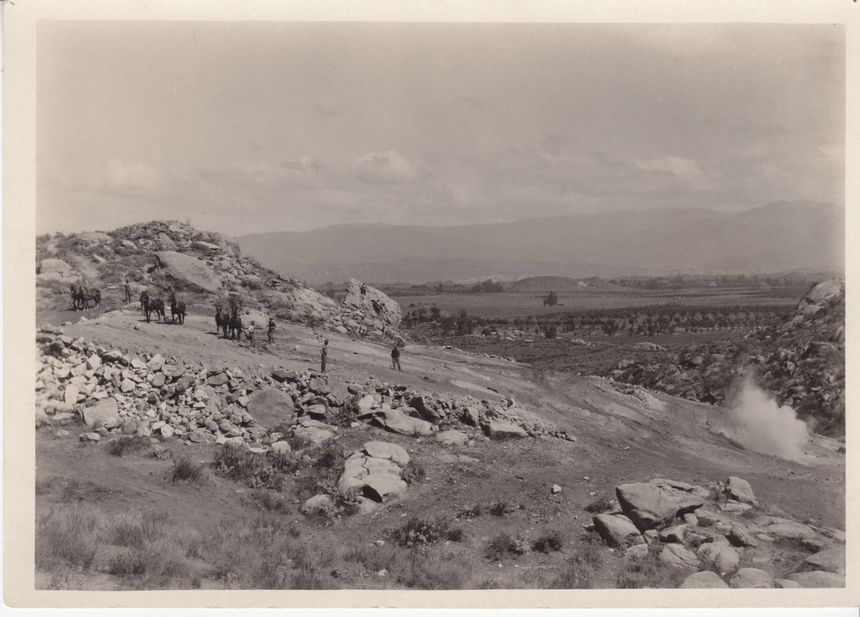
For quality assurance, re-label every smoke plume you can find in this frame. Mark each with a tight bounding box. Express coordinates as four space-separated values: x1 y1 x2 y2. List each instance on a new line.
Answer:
727 376 810 462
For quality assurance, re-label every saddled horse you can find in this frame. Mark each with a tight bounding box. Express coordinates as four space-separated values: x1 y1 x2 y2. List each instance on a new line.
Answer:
140 290 166 323
69 284 84 310
84 288 101 309
169 291 186 325
215 304 230 337
228 312 243 341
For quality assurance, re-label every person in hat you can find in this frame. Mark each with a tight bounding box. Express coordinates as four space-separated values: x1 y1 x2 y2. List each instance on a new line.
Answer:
321 339 329 373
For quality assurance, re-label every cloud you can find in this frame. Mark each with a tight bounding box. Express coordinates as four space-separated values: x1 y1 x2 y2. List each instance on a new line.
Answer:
101 158 162 196
350 150 420 184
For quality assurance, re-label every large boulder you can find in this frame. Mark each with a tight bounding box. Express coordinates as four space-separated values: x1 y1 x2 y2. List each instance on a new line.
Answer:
592 514 644 548
375 407 436 437
658 544 700 571
436 430 469 446
616 483 685 531
679 571 729 589
726 477 756 504
81 398 121 429
729 568 774 588
787 570 845 588
155 251 221 293
246 389 295 428
485 420 528 440
697 542 740 575
342 278 402 326
804 546 845 575
362 441 410 466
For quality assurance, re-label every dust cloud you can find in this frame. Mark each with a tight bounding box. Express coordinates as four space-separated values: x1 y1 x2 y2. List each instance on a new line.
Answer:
727 377 810 462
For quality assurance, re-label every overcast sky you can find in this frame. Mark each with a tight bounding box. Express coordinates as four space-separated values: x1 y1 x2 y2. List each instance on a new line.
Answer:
37 22 844 236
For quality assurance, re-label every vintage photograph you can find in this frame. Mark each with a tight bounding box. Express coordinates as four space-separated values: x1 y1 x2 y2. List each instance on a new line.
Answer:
31 20 844 592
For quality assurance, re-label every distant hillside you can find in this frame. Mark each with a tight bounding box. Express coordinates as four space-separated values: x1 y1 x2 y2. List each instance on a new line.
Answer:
238 201 844 285
507 276 627 293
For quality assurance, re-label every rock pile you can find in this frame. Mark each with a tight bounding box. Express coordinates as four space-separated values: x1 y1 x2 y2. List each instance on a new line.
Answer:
36 325 571 448
588 476 845 588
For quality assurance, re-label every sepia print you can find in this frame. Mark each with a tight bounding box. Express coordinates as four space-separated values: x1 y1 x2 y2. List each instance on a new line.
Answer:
25 15 847 599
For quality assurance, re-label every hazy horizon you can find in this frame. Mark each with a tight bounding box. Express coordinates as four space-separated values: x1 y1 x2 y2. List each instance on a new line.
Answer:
38 22 844 237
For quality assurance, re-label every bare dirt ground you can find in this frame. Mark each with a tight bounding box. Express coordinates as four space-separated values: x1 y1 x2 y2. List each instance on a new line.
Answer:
35 307 844 589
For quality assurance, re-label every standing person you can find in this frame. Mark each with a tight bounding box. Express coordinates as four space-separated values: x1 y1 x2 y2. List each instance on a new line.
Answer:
360 282 368 297
247 321 256 349
124 279 132 302
320 339 329 373
391 343 402 371
267 317 276 343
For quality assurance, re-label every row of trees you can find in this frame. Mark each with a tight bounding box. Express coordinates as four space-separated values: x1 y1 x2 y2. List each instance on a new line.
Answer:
404 302 793 338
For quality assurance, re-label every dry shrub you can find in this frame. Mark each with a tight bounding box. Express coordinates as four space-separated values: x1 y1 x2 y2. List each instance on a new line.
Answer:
106 435 152 457
551 541 605 589
36 506 101 572
171 456 204 483
532 530 564 553
392 517 449 548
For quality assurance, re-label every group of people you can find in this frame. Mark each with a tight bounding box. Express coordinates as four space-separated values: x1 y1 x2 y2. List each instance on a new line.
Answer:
319 339 402 373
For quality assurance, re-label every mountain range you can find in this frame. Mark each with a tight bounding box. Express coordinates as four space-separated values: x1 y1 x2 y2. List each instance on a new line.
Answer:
237 201 844 285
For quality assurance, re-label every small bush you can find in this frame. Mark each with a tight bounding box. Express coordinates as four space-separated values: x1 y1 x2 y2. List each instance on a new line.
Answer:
551 541 604 589
616 544 686 588
392 517 449 548
171 456 204 483
532 530 564 553
456 503 482 519
401 460 426 485
485 532 528 560
446 526 466 542
106 435 151 457
488 499 513 517
584 497 614 514
247 489 291 514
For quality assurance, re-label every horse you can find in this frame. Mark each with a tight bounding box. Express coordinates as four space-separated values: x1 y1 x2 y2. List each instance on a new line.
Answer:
169 292 186 325
141 291 166 323
215 305 229 337
84 288 101 309
229 312 243 341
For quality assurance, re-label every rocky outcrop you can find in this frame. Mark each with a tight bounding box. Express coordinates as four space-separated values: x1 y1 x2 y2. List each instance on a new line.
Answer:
343 279 402 326
155 251 222 293
587 474 845 589
601 279 845 435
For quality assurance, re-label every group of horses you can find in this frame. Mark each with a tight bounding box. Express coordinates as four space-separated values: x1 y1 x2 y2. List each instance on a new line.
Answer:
68 284 101 311
139 289 186 325
214 301 244 340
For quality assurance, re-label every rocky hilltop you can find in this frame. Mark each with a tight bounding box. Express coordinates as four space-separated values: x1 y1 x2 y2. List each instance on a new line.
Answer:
37 220 401 340
607 279 845 435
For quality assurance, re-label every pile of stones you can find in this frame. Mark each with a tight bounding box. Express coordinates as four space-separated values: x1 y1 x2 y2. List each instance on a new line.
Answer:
588 476 845 588
36 326 572 448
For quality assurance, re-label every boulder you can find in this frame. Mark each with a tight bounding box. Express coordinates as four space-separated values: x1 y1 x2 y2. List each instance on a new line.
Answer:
301 494 335 517
357 395 377 413
294 425 336 446
81 398 121 429
804 546 845 575
658 544 700 571
726 476 756 504
376 408 436 437
270 441 292 456
155 251 222 293
64 385 80 406
616 483 682 531
659 524 687 544
787 571 845 588
485 420 528 439
729 568 774 588
592 514 644 549
208 372 229 386
147 354 165 371
271 368 299 383
79 432 101 442
727 524 758 548
362 441 410 466
436 430 468 446
246 389 295 429
774 578 802 589
188 431 208 443
697 542 740 575
342 279 402 326
679 571 729 589
763 519 816 540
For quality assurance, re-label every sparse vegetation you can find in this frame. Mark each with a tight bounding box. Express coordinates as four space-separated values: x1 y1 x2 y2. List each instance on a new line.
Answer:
392 517 450 548
532 530 564 553
106 435 152 457
171 456 204 483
